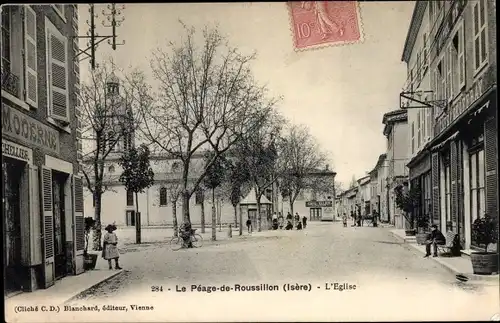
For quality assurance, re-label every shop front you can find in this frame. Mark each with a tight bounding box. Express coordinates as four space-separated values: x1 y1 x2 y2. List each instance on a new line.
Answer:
429 84 497 251
408 149 432 232
305 200 334 221
2 102 85 294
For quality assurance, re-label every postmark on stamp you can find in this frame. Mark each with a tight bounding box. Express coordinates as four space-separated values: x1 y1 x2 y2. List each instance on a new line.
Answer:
287 1 363 51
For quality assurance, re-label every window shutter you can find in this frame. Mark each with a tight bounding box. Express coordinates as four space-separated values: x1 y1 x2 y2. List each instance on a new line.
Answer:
450 141 458 228
21 165 42 266
73 175 85 254
47 26 69 123
40 167 55 288
24 6 38 108
457 22 465 89
431 152 440 225
484 117 498 219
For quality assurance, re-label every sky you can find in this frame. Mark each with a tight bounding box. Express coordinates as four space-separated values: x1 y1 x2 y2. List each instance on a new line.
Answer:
79 2 415 189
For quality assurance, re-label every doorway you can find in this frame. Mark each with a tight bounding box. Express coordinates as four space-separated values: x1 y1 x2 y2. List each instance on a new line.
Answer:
126 210 136 226
3 158 24 294
52 171 67 280
248 209 257 230
310 208 322 221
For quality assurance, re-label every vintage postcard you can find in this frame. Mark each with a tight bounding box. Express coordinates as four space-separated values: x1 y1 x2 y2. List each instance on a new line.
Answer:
3 2 499 322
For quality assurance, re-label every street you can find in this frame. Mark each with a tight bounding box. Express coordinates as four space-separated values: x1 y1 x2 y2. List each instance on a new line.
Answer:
67 222 498 322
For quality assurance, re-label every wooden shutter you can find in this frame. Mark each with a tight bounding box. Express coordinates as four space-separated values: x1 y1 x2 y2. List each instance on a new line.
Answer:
431 152 440 225
457 21 465 89
20 165 42 266
24 6 38 107
450 141 458 230
47 25 69 123
484 117 498 220
73 175 84 253
40 167 54 288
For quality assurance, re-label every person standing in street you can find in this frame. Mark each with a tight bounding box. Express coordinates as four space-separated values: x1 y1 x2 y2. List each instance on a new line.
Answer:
302 215 307 229
246 218 252 234
102 224 122 270
342 213 348 227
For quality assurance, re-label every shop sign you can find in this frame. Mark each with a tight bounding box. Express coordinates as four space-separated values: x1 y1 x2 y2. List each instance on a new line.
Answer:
306 200 333 208
2 103 59 154
2 139 33 164
436 77 485 135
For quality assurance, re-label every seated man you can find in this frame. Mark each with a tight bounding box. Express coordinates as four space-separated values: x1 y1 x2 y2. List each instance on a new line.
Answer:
424 225 446 258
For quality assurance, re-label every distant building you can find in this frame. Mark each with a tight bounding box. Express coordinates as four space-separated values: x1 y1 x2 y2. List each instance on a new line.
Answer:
369 154 387 218
382 109 410 229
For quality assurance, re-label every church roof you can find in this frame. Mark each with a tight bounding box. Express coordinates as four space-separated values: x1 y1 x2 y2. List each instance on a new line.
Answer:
240 188 272 205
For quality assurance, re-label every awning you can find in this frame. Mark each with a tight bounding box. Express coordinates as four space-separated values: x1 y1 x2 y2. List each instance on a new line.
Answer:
431 131 460 152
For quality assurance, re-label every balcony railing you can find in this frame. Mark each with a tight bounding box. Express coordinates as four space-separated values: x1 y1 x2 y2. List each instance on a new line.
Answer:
1 65 20 98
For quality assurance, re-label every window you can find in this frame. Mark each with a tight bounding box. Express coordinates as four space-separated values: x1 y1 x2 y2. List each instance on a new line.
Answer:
422 33 428 73
415 52 421 85
171 162 181 173
445 45 453 102
449 20 465 98
2 8 12 75
159 187 167 206
470 137 485 247
52 5 66 22
195 189 204 205
472 0 488 72
45 18 69 123
411 122 415 154
126 210 135 227
437 59 445 104
126 190 134 206
2 7 31 103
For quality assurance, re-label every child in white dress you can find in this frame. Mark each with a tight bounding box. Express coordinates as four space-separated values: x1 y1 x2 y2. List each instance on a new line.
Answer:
103 224 122 270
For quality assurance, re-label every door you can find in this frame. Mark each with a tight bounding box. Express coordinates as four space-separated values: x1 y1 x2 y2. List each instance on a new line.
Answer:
126 210 136 226
248 209 257 229
52 172 67 280
3 159 23 294
310 208 322 221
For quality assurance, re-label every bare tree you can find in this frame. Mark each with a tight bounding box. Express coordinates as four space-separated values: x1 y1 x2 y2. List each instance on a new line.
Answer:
80 60 149 250
137 23 279 227
234 112 285 232
278 124 328 215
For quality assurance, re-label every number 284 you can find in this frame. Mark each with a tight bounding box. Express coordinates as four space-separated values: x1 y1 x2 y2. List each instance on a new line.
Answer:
151 286 164 292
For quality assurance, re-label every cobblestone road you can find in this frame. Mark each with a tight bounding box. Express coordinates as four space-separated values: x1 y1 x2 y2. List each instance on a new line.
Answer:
68 222 499 321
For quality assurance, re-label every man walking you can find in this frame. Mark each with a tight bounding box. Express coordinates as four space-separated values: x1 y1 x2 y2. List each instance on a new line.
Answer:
424 225 446 257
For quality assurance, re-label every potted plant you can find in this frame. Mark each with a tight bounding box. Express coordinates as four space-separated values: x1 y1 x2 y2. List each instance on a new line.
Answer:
394 183 420 236
83 217 98 270
470 214 499 275
415 213 430 245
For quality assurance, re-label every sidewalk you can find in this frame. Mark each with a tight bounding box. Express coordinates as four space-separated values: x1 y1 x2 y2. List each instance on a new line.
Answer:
4 269 124 307
389 229 499 284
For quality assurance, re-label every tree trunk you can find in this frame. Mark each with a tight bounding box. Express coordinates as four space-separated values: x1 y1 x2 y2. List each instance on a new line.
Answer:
257 198 262 232
239 205 243 236
172 199 178 238
211 189 216 241
182 190 190 223
201 195 206 233
233 205 238 228
135 191 141 244
92 192 103 251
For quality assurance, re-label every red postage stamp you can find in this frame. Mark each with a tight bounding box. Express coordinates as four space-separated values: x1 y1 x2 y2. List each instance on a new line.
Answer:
288 1 363 50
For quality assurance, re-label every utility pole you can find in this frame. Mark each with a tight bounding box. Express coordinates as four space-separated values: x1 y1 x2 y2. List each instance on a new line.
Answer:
73 3 126 70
